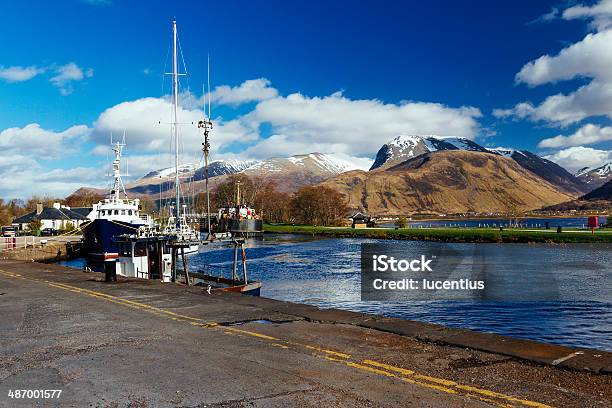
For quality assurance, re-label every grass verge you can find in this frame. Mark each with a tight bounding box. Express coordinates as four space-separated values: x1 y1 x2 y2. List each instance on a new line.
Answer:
263 224 612 243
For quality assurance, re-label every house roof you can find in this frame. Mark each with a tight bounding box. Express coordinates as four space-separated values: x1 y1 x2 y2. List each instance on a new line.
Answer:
351 212 369 220
13 207 89 224
71 207 93 218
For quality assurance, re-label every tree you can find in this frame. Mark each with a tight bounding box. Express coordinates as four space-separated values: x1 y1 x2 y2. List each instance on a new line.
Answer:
62 221 75 233
290 186 348 226
25 196 61 212
213 174 255 208
254 182 291 223
502 199 523 228
28 219 42 232
395 216 408 228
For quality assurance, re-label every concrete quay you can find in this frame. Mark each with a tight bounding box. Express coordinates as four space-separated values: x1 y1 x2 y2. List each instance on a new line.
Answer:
0 260 610 407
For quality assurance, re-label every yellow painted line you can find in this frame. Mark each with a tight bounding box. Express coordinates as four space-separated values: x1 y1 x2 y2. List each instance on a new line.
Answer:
0 269 554 408
363 359 415 376
223 326 279 341
272 343 290 349
363 359 551 407
45 281 206 323
303 344 351 359
455 385 552 408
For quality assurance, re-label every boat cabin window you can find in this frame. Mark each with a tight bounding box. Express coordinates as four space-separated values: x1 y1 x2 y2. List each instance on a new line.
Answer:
134 242 147 257
118 242 132 257
121 210 126 215
114 210 119 215
128 210 132 216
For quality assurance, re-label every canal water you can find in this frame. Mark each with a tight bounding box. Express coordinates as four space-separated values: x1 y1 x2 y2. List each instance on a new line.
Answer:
62 234 612 351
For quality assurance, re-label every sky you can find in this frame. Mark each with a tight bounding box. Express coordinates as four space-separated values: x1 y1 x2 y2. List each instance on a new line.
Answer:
1 0 612 199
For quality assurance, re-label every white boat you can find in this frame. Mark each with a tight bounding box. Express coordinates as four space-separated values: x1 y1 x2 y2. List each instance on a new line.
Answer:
160 19 202 254
82 138 155 259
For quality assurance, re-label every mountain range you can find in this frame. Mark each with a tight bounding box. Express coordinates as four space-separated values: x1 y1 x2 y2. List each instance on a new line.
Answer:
575 163 612 190
69 134 601 215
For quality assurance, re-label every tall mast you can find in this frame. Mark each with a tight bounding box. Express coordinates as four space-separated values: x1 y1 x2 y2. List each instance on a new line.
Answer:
198 57 213 238
172 20 180 229
110 137 126 203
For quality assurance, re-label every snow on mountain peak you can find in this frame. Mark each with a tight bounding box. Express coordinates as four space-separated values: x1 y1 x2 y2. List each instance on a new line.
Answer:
486 147 526 158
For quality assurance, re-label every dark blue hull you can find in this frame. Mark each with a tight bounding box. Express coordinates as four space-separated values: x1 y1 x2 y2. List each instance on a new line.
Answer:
82 219 145 258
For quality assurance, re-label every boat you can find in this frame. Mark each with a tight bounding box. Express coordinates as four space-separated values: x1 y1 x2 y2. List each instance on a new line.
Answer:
82 138 155 259
159 19 202 253
192 273 262 296
201 180 263 239
106 20 261 297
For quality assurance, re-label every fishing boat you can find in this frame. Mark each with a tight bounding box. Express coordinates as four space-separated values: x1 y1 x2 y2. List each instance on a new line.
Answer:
106 20 261 297
82 138 155 259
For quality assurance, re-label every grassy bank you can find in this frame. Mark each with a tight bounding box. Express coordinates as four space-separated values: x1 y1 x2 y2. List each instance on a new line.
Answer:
264 224 612 243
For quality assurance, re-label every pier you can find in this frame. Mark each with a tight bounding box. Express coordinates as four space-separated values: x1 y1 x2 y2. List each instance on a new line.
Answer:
0 236 83 263
0 260 610 407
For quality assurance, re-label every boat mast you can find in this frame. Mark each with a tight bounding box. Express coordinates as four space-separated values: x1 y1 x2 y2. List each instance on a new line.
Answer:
198 58 213 238
172 20 180 229
110 135 127 203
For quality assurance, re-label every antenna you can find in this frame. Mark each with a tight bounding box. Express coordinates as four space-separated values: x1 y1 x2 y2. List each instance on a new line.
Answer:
207 54 211 119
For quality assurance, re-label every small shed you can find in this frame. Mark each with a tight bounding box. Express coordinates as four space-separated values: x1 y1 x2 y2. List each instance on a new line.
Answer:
351 212 370 229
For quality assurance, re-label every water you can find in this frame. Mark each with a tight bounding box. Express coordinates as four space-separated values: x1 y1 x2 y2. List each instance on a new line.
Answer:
61 234 612 351
379 216 607 229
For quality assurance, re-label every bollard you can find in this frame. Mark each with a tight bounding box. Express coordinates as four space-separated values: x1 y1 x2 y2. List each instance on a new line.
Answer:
104 259 117 282
557 226 562 234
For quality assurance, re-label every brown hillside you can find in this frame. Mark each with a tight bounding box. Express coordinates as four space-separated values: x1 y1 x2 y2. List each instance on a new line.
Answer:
319 151 577 215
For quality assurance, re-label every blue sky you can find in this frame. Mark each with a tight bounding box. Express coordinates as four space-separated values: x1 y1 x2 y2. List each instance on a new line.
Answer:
1 0 612 199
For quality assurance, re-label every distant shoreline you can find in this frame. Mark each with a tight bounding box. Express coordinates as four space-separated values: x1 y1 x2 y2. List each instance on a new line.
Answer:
264 224 612 244
380 214 608 223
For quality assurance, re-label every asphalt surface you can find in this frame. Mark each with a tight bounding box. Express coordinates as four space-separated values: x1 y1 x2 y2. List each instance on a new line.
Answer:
0 260 610 407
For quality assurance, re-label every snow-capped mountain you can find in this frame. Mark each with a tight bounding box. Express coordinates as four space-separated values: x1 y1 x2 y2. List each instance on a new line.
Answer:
192 159 258 180
122 152 368 196
370 136 587 195
369 135 488 170
142 159 257 181
245 153 366 174
575 163 612 189
141 163 196 179
239 153 369 192
486 147 527 158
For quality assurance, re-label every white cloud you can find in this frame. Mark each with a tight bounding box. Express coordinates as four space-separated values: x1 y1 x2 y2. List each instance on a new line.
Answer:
91 96 258 155
0 65 44 82
497 2 612 126
538 123 612 148
563 0 612 31
209 78 278 106
50 62 94 95
495 80 612 125
244 91 482 158
516 30 612 87
3 78 483 198
527 7 559 25
544 146 612 172
36 167 104 183
0 123 90 158
0 123 94 198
